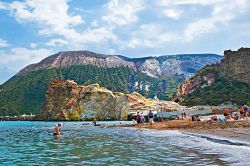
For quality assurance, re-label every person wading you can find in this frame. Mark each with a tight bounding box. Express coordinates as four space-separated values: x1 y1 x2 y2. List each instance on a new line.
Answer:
54 122 62 137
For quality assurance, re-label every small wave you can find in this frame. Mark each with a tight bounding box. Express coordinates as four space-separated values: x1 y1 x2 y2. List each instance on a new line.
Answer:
183 132 250 147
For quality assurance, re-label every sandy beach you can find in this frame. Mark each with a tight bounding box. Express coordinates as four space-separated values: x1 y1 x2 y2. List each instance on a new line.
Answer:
138 120 250 142
182 127 250 143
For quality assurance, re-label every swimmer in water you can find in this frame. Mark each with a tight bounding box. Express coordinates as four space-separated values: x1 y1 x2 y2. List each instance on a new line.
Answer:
54 122 62 137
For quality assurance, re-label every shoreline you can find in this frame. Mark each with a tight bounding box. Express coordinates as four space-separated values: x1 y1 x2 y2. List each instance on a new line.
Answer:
136 120 250 143
1 120 250 144
138 119 250 129
181 128 250 143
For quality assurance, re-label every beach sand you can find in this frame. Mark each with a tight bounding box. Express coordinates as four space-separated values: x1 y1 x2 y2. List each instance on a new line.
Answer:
139 120 250 142
182 128 250 142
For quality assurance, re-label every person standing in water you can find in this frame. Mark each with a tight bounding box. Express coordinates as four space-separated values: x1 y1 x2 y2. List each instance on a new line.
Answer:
54 122 62 137
93 118 97 126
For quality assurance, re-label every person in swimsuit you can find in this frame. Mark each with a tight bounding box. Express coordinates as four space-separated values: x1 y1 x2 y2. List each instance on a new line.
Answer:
93 118 97 126
54 122 62 137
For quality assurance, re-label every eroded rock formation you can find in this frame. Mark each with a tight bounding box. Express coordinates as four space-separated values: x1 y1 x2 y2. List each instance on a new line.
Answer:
221 48 250 83
40 80 128 120
40 80 185 120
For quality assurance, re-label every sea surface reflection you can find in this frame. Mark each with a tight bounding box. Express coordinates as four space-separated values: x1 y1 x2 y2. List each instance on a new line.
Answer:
0 121 249 165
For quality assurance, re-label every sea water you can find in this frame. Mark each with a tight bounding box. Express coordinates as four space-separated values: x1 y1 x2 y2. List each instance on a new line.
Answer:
0 121 250 166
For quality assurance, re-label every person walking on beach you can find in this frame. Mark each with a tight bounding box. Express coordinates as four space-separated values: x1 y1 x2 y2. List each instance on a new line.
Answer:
183 112 187 119
141 113 145 124
148 110 154 127
240 107 244 119
243 105 249 120
161 115 164 123
136 112 141 124
181 113 184 120
54 122 62 137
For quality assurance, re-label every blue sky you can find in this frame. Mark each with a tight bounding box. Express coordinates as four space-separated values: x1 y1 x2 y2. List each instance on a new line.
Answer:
0 0 250 84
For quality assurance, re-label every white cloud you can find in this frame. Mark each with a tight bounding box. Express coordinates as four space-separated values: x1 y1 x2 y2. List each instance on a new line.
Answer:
0 47 51 72
29 43 37 48
184 0 248 41
0 1 8 10
0 38 10 47
2 0 249 55
10 0 83 36
127 24 179 48
124 0 249 48
162 9 183 20
74 8 93 14
8 0 118 51
159 0 225 6
91 19 99 28
81 27 117 43
102 0 144 28
46 39 68 47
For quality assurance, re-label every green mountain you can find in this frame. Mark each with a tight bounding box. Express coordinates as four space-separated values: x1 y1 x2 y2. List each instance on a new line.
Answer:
173 48 250 106
0 51 221 115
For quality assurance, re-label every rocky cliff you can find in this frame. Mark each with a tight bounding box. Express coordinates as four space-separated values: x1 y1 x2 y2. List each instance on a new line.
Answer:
40 80 184 120
40 80 129 120
173 48 250 106
220 48 250 83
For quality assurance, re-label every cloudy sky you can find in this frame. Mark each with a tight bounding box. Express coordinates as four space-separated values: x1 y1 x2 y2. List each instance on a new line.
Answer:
0 0 250 84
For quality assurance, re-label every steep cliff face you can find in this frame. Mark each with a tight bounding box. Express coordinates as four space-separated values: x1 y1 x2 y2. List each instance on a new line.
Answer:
173 48 250 106
157 54 221 78
138 58 162 77
40 80 129 120
220 48 250 83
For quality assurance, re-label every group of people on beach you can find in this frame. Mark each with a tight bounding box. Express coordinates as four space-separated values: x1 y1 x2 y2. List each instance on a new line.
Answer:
136 110 154 126
223 105 249 120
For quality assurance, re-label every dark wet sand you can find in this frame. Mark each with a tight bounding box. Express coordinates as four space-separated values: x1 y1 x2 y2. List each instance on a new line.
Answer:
182 127 250 142
138 120 250 142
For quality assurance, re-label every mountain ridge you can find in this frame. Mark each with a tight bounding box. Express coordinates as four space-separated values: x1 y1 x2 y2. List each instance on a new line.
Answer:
16 50 222 79
0 50 222 116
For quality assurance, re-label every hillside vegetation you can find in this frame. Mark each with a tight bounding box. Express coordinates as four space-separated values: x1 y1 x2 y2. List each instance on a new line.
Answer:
181 67 250 106
0 65 183 115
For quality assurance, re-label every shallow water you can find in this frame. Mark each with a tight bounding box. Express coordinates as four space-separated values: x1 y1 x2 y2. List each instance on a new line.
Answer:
0 121 250 165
